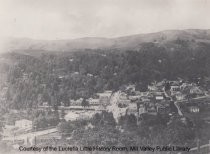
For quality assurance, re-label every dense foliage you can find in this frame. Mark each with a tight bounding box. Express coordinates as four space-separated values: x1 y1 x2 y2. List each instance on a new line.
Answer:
56 112 197 147
1 40 210 110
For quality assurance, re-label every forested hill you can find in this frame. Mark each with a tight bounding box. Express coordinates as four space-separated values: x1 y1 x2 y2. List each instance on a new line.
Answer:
4 29 210 52
1 29 210 109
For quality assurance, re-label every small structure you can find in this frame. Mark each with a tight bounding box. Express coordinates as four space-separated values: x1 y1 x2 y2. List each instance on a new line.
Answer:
145 102 157 115
156 103 170 114
138 104 146 115
42 102 49 106
118 92 131 106
170 81 181 95
190 86 204 96
189 106 200 113
148 85 158 91
174 92 186 101
97 91 112 106
153 92 165 102
22 73 29 80
155 95 164 101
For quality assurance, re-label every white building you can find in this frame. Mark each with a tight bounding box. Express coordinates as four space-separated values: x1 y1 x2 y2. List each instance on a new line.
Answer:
15 119 32 130
189 106 200 113
87 98 100 105
2 120 33 138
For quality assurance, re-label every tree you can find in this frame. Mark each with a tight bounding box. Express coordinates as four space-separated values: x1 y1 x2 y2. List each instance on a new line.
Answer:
60 109 65 120
57 121 75 137
71 125 120 146
45 110 60 126
119 114 137 131
165 118 195 145
91 111 116 127
81 99 89 108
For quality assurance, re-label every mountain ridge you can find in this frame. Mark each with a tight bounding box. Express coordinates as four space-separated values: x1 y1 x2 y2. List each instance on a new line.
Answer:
4 29 210 52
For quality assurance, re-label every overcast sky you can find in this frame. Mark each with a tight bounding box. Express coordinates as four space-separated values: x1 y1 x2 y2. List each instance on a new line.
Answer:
0 0 210 40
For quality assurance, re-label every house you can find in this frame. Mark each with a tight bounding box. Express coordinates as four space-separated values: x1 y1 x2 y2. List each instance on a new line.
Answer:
138 104 147 115
118 92 131 106
42 102 49 106
87 98 100 106
87 73 93 77
155 95 164 101
128 95 141 101
69 58 74 62
125 84 136 92
140 96 151 102
1 119 33 138
22 73 29 80
97 91 112 105
145 103 157 115
135 91 142 95
174 92 186 101
153 92 165 101
190 86 204 95
156 104 170 114
181 83 204 97
189 106 200 113
170 84 180 95
1 125 16 137
148 81 165 91
148 85 158 91
156 81 165 90
15 119 32 130
169 81 181 95
70 98 83 106
147 106 157 115
170 85 180 92
127 103 138 116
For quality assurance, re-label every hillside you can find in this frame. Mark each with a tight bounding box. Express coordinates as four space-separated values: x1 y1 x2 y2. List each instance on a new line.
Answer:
1 29 210 110
4 29 210 52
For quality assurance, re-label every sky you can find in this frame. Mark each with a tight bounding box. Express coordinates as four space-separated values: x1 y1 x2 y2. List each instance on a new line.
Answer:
0 0 210 40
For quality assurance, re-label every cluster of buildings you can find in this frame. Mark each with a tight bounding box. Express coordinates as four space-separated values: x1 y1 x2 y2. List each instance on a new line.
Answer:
7 78 205 136
1 78 210 148
39 90 112 111
37 79 207 122
111 79 207 121
38 90 113 121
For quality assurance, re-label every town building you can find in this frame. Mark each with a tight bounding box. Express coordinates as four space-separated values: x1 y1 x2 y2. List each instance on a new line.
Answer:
127 103 138 116
125 84 136 93
1 119 33 138
189 106 200 113
15 119 32 130
1 125 16 138
173 92 186 101
70 98 83 106
87 98 100 106
118 92 131 106
156 103 170 115
97 91 112 106
138 104 147 115
189 86 204 96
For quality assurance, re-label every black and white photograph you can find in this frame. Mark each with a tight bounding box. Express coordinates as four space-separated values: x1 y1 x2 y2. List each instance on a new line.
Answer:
0 0 210 153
